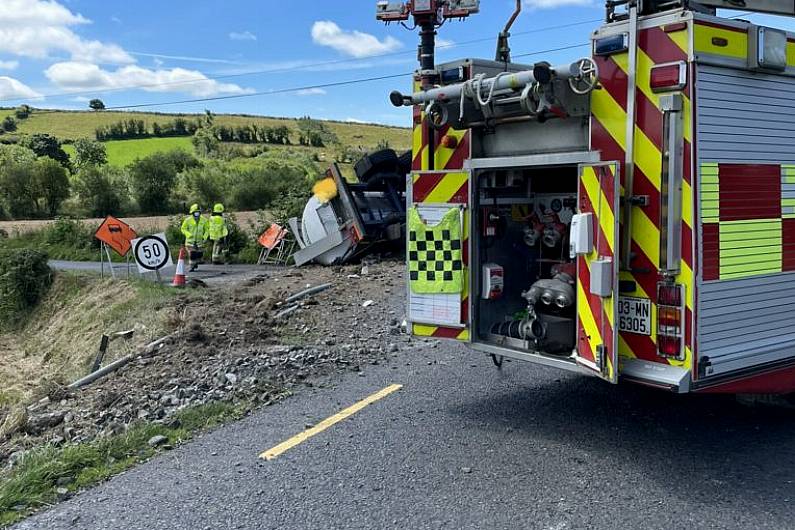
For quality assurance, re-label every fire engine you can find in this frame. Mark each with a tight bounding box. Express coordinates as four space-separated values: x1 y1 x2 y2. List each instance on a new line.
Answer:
377 0 795 394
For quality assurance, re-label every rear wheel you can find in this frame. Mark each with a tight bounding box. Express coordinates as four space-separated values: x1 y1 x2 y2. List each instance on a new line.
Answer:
397 149 412 176
355 149 398 183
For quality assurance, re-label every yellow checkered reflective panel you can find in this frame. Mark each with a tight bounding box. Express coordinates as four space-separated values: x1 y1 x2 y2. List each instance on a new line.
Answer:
407 207 463 294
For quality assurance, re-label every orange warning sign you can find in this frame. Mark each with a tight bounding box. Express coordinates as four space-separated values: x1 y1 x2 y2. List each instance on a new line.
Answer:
95 216 138 256
258 224 287 250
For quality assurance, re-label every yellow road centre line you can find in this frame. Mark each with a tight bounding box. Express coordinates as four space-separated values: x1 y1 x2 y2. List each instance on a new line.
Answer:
259 384 403 461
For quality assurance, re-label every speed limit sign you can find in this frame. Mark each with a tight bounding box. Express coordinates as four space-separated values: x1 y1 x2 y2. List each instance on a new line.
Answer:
131 233 172 274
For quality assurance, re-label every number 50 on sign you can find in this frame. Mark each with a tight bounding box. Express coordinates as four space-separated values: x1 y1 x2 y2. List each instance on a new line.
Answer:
131 233 173 274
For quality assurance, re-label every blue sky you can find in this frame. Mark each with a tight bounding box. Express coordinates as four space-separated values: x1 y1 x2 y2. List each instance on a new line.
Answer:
0 0 791 126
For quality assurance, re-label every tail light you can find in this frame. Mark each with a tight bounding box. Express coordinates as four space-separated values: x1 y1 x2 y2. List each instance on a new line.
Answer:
657 282 684 360
650 61 687 92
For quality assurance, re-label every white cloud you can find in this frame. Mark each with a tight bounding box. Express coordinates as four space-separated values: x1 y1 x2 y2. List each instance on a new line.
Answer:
0 0 133 64
229 31 257 41
523 0 593 8
0 76 42 100
311 21 402 58
436 38 455 48
344 117 367 124
296 88 326 96
0 60 19 70
45 62 253 97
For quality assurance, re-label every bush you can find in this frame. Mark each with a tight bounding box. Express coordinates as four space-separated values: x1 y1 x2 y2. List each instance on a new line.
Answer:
73 166 124 217
19 134 71 169
128 150 199 214
34 158 70 217
14 105 31 120
224 214 251 256
42 218 94 248
0 163 36 218
0 249 53 328
72 138 108 170
178 162 228 207
2 117 17 133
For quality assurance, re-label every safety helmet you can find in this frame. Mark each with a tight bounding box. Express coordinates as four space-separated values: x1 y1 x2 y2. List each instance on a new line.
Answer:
189 204 201 214
213 203 225 214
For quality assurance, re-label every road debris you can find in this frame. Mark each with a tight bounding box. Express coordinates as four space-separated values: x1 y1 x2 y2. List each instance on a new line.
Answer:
0 258 408 466
147 435 168 448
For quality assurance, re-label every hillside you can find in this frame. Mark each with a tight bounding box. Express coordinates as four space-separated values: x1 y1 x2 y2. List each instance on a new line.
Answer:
0 108 411 151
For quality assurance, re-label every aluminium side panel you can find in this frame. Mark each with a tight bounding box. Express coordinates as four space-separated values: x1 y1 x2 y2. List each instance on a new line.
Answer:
694 59 795 378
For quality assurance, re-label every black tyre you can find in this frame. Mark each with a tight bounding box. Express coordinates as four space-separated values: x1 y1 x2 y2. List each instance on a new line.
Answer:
355 149 398 182
397 150 412 176
365 172 405 192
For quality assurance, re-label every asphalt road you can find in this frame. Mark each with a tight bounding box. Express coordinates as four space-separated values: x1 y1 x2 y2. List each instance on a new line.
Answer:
13 338 795 530
49 260 266 286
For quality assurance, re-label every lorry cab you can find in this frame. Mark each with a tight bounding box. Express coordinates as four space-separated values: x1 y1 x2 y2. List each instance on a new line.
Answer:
380 0 795 394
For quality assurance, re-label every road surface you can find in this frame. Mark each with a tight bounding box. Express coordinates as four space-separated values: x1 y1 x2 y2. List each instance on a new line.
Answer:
13 341 795 530
50 260 267 286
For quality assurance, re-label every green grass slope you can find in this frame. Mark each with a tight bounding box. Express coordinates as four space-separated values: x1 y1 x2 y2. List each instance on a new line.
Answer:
0 109 411 149
63 137 194 167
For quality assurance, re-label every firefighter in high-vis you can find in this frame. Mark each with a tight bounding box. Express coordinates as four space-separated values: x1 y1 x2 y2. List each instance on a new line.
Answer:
209 203 230 265
181 204 210 271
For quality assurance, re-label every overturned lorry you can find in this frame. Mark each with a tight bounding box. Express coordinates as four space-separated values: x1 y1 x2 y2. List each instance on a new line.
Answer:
379 0 795 394
290 149 409 266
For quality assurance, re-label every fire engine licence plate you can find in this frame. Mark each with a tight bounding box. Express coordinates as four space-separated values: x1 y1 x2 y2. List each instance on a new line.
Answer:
618 297 651 336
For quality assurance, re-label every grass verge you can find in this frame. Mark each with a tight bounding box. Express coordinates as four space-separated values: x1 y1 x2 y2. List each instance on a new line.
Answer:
0 272 186 408
0 401 249 527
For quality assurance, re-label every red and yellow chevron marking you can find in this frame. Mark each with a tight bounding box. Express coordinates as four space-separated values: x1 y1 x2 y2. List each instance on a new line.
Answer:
411 79 472 172
591 23 694 370
577 163 619 381
409 74 472 341
410 170 471 341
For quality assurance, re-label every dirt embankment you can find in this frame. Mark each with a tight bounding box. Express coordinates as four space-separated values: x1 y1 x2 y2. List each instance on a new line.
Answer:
0 258 409 464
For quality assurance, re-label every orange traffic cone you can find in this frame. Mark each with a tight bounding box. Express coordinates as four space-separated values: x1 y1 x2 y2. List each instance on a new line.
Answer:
171 247 187 288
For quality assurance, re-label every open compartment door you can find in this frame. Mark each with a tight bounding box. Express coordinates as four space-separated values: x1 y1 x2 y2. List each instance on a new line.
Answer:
407 170 470 341
575 162 620 383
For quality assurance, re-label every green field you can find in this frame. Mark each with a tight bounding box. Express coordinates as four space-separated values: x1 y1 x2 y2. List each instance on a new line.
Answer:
0 108 410 149
63 137 194 166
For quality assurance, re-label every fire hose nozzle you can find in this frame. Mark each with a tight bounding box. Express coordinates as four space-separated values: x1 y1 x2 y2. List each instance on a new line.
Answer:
390 90 410 107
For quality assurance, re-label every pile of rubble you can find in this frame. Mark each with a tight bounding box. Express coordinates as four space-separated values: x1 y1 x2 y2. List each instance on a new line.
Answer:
0 258 411 466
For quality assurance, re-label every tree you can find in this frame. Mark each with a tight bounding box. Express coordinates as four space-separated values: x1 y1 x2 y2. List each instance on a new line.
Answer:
2 117 17 133
0 145 38 218
73 166 122 217
202 109 215 128
33 158 70 216
20 134 71 169
73 138 107 170
0 163 37 218
192 127 219 158
14 105 31 120
128 150 198 214
89 99 106 111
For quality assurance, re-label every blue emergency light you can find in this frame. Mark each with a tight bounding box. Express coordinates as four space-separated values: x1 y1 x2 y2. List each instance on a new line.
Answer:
594 34 629 56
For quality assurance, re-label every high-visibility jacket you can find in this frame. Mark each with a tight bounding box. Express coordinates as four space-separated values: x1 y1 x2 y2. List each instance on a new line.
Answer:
181 215 210 246
209 213 229 241
407 206 463 294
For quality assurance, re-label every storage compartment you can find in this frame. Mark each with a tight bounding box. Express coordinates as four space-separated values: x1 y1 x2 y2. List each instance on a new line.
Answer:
473 165 579 356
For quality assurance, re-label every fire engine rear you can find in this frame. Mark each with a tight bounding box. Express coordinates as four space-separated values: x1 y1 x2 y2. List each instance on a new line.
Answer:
378 0 795 394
